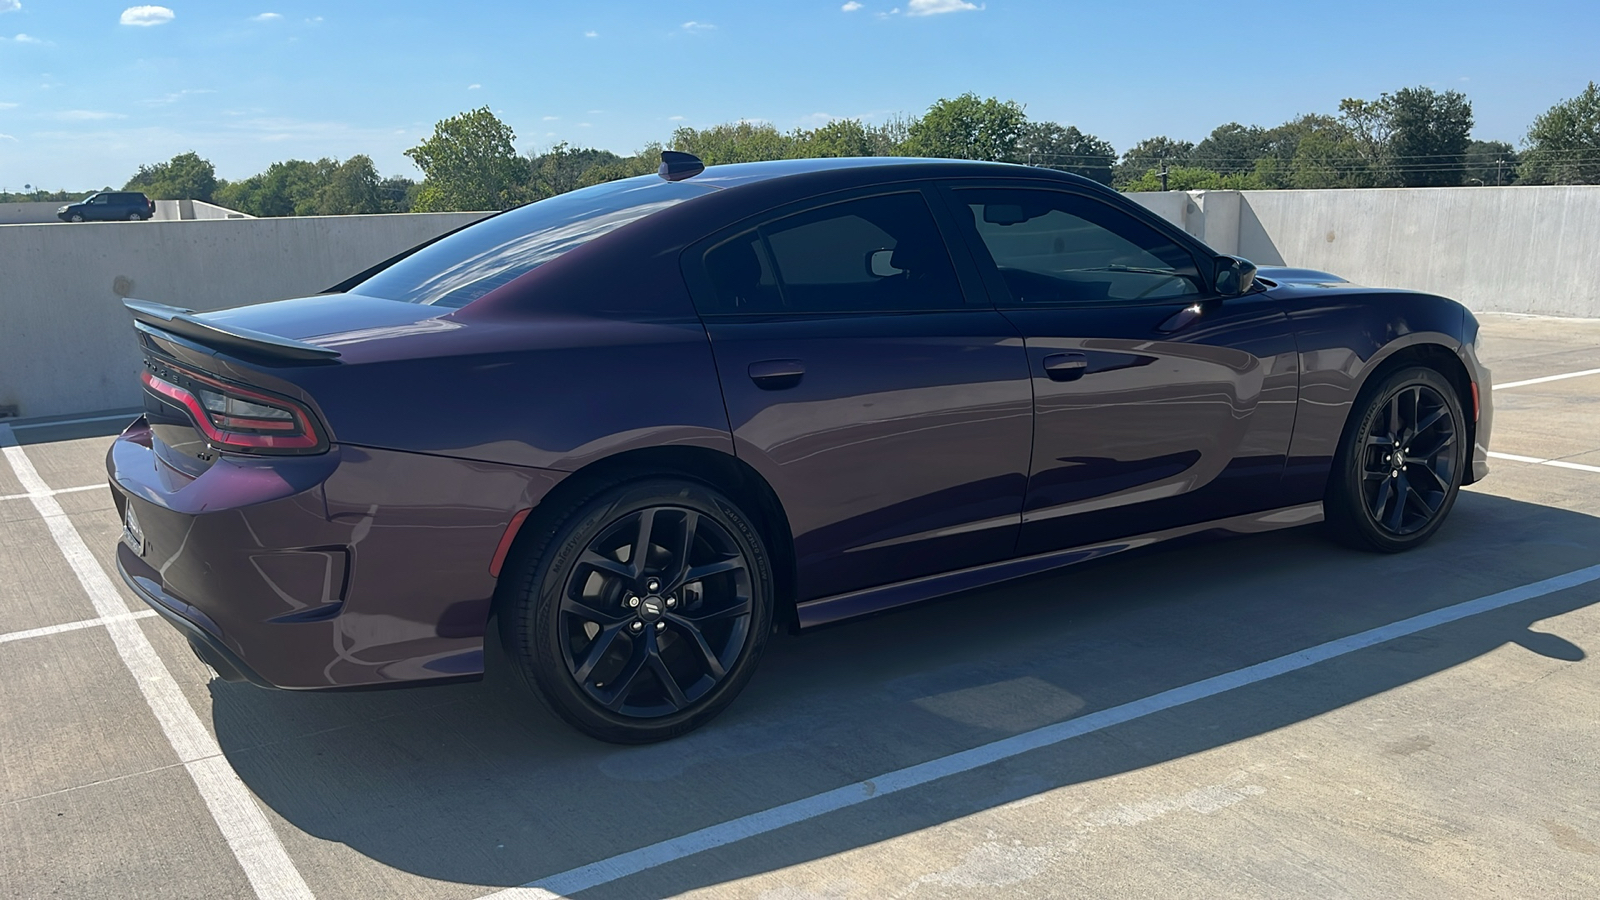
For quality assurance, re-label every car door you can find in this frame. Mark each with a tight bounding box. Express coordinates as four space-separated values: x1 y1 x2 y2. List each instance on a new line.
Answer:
940 183 1301 557
683 186 1034 603
85 194 111 220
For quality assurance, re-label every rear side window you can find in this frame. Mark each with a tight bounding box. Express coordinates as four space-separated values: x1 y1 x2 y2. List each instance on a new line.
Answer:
955 188 1204 305
351 176 712 308
699 191 965 315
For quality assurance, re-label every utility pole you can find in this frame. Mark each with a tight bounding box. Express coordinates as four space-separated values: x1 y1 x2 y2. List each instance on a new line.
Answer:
1159 160 1169 191
1496 158 1505 186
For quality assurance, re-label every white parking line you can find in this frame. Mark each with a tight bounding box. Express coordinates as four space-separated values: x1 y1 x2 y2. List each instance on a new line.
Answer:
0 609 158 646
1489 451 1600 475
481 562 1600 900
1493 367 1600 390
0 483 105 502
10 411 139 430
0 424 316 900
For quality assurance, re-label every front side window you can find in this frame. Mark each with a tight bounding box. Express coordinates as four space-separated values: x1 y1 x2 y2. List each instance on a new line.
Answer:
88 195 108 204
352 176 714 308
700 191 964 315
956 188 1204 305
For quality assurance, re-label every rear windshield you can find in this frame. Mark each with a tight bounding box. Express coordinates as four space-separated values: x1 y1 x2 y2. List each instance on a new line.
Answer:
351 176 713 308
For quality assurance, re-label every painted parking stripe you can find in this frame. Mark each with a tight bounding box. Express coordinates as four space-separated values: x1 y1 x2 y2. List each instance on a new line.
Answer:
0 609 157 646
0 483 106 502
0 424 316 900
10 411 140 430
482 562 1600 900
1489 451 1600 475
1493 367 1600 390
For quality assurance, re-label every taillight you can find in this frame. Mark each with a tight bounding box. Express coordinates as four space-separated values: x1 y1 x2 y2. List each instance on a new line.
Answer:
140 364 326 454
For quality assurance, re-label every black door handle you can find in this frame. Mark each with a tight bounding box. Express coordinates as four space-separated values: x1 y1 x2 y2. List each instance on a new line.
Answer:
748 359 805 390
1042 352 1088 382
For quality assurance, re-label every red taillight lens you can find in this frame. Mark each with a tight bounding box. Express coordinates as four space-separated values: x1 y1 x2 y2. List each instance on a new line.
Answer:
140 366 325 454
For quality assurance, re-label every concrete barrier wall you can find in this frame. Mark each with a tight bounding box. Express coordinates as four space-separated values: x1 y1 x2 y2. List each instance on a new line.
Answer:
0 212 486 418
1130 185 1600 318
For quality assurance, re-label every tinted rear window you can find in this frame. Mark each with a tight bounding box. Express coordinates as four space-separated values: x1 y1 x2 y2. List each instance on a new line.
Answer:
351 176 712 308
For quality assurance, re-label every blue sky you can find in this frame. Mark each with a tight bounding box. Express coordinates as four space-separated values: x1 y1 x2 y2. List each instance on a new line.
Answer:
1 0 1596 190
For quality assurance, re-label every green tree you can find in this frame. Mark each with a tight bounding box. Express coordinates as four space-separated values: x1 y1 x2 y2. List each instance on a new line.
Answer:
313 155 384 215
1337 97 1394 182
1120 166 1260 192
123 151 218 201
903 93 1026 161
1464 140 1518 186
405 106 531 211
1193 123 1271 175
670 121 797 164
528 142 625 198
1017 121 1115 185
798 118 876 158
1288 127 1376 189
1113 136 1194 187
1520 82 1600 184
1385 86 1473 187
1252 114 1344 187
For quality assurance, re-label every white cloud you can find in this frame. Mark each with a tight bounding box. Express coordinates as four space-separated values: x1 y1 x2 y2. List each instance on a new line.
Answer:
577 122 592 127
542 115 559 121
143 88 215 105
467 83 481 90
906 0 981 14
0 132 17 142
681 20 715 31
11 31 43 43
250 12 282 22
584 30 597 37
0 101 18 109
842 1 863 10
120 5 175 26
668 115 685 121
0 1 20 13
54 109 127 120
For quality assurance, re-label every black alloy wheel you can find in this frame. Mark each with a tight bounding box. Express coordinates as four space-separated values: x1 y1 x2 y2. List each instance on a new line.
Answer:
69 213 84 222
127 211 143 221
1326 366 1466 552
502 478 774 743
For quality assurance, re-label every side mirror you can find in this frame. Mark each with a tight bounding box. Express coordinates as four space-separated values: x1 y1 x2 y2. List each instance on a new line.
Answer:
866 249 903 278
1214 256 1257 296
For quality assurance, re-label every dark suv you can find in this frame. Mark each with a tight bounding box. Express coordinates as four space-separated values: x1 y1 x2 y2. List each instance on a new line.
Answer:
58 191 155 222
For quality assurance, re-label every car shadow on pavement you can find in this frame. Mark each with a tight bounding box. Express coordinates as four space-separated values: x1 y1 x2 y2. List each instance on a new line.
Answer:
210 488 1598 896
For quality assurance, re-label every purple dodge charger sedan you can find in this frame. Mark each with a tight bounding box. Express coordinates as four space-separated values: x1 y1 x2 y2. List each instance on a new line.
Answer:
109 154 1492 742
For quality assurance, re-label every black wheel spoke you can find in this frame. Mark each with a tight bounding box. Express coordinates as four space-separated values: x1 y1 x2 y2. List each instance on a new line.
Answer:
677 596 753 624
572 624 625 683
629 508 658 579
1413 431 1456 458
1413 461 1451 495
661 511 700 593
578 550 634 584
1413 407 1448 438
646 638 689 710
1406 483 1440 515
1369 477 1393 522
602 639 651 712
684 556 746 584
666 616 730 679
1385 473 1410 532
1387 395 1401 438
561 594 629 627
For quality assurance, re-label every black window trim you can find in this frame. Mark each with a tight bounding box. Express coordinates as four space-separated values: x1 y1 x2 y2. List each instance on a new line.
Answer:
681 182 994 319
931 179 1228 311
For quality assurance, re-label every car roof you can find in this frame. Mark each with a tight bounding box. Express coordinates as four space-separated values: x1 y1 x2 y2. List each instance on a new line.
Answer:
686 156 1109 195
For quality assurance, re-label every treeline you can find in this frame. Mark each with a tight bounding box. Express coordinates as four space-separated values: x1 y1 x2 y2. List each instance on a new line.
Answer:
109 81 1600 216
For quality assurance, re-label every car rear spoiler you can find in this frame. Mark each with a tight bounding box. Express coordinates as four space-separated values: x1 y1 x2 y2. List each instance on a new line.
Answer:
123 298 341 362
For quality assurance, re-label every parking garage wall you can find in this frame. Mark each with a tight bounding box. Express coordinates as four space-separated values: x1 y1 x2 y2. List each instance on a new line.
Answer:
4 186 1600 420
0 212 486 419
1129 185 1600 318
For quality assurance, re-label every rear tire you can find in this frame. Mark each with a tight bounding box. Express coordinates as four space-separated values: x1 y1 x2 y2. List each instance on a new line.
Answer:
1324 366 1466 552
127 212 143 221
500 478 774 743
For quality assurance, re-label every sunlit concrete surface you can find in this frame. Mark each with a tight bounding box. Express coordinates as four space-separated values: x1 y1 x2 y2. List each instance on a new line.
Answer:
1 312 1598 900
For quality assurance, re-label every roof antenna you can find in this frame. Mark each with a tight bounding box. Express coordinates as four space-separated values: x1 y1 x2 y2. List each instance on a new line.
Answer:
659 150 705 182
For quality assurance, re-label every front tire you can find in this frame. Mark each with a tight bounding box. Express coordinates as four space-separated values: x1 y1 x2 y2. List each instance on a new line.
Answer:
68 213 84 222
500 478 774 743
1324 366 1466 552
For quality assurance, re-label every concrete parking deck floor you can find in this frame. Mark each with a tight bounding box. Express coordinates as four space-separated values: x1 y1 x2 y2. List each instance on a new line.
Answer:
2 313 1598 900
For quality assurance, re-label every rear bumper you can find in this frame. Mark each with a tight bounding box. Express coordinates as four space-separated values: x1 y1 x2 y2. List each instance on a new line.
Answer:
108 417 566 690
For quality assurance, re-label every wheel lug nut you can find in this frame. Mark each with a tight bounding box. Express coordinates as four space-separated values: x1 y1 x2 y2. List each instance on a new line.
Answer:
646 578 660 592
627 596 640 608
665 596 676 608
630 621 643 633
655 622 666 632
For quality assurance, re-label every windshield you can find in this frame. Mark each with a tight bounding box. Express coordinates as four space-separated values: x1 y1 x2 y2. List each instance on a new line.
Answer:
351 176 713 308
